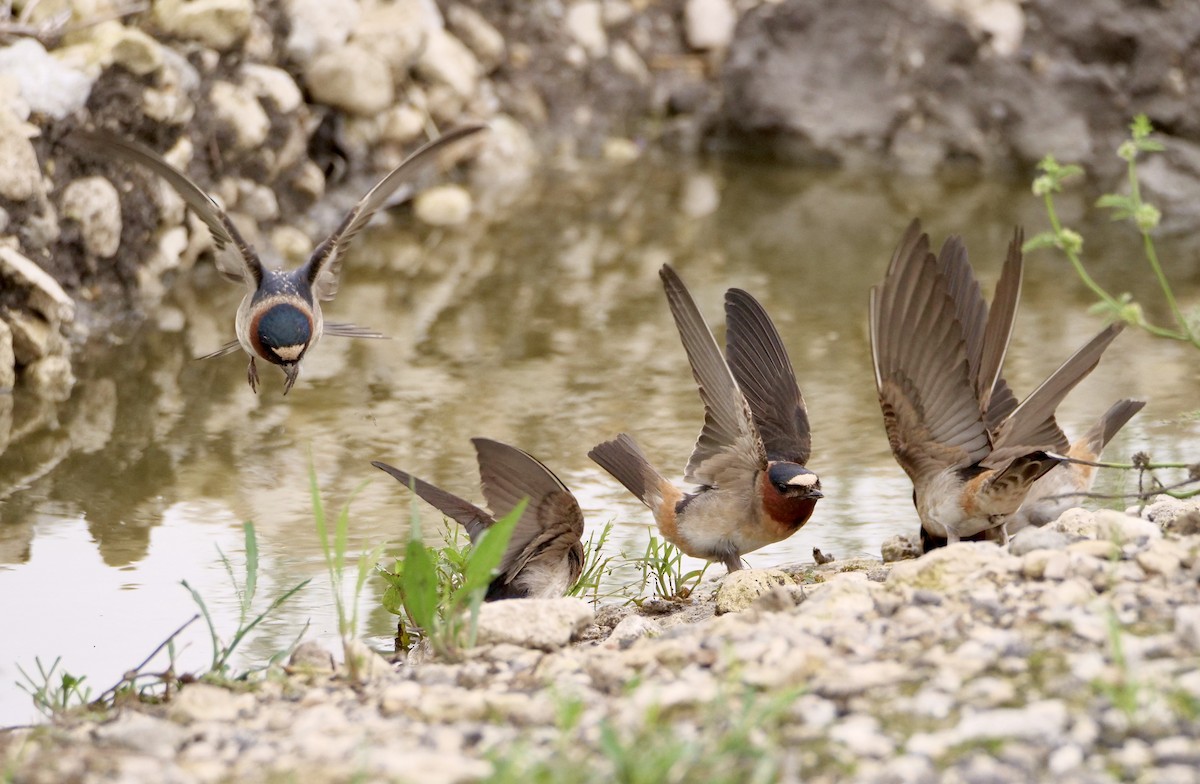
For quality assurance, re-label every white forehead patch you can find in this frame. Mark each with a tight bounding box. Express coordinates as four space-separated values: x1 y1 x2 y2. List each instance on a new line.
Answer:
273 344 305 361
787 473 819 488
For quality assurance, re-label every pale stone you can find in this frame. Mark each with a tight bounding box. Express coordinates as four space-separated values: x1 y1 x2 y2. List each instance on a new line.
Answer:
169 683 244 723
414 184 473 227
1009 526 1070 556
24 355 75 402
105 26 165 76
881 533 922 562
606 614 662 647
684 0 737 50
1049 508 1162 543
1175 605 1200 651
887 542 1015 591
353 0 436 77
92 712 188 759
240 63 304 113
474 598 593 650
209 80 270 150
0 246 75 324
288 640 336 673
610 40 650 84
565 1 606 58
680 172 720 218
715 568 795 614
602 136 640 163
447 4 506 71
285 0 359 61
61 176 122 258
306 44 395 116
416 28 481 100
0 39 93 120
153 0 255 51
5 309 55 365
381 104 427 146
0 107 42 202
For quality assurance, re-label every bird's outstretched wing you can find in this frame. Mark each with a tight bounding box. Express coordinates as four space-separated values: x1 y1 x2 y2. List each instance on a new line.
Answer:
724 287 811 465
371 460 493 541
69 130 263 290
659 264 766 488
869 219 991 486
302 124 488 301
472 438 585 582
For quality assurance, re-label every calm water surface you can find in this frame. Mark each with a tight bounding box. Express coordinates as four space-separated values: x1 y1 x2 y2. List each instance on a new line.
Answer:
2 158 1197 725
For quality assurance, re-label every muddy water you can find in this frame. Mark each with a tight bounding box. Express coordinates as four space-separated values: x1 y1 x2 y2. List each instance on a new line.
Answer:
1 158 1197 725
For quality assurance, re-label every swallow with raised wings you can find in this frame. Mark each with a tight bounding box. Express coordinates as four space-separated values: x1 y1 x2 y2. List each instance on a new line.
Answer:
73 124 486 393
870 219 1125 549
373 438 585 600
589 265 822 572
1008 398 1145 533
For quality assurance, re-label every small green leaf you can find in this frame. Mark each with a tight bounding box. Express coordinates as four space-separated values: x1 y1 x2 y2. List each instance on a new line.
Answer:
1096 193 1134 212
1021 231 1059 252
401 538 439 632
1130 113 1154 140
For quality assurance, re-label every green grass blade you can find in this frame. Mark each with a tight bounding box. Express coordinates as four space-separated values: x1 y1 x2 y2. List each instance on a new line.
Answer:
458 498 525 600
242 522 258 612
181 579 222 672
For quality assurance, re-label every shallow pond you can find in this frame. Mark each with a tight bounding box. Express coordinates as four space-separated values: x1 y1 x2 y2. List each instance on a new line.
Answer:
2 157 1197 725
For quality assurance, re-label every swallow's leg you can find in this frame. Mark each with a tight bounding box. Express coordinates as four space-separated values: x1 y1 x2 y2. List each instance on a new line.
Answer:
247 357 259 394
945 530 961 546
723 553 744 572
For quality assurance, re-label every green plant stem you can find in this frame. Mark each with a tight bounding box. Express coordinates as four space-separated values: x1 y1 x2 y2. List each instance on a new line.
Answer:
1043 193 1120 309
1140 230 1196 344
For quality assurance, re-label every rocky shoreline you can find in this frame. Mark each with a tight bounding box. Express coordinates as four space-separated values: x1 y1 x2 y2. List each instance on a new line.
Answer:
3 496 1199 783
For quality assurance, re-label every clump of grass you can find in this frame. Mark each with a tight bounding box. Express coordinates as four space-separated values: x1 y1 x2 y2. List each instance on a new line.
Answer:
568 521 622 604
310 466 384 679
377 499 523 657
15 658 92 720
1027 114 1199 349
185 521 310 678
16 522 309 720
627 531 710 603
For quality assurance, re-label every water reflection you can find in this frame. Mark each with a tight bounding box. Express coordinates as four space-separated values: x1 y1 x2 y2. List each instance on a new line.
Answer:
1 157 1196 725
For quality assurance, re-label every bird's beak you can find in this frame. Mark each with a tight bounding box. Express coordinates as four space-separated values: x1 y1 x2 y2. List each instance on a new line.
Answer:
282 363 301 395
805 489 824 501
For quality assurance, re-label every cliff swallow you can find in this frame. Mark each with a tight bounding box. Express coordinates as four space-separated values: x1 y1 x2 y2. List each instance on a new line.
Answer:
870 219 1125 549
589 265 822 572
1008 398 1145 532
372 438 585 600
73 124 486 393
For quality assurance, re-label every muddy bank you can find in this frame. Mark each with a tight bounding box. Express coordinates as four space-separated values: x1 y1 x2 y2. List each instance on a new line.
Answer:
3 499 1200 783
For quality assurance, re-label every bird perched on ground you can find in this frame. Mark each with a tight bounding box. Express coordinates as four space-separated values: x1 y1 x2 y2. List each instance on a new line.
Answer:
372 438 584 601
72 124 486 393
869 219 1125 550
589 265 822 572
1008 398 1145 533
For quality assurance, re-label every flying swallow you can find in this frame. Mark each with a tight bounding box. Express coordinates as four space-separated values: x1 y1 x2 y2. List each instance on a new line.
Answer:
589 265 822 572
870 219 1125 549
72 124 486 393
1008 398 1145 532
372 438 585 600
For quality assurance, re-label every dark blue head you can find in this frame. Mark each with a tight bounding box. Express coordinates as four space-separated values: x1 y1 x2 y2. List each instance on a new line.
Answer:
251 303 312 368
766 463 823 500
